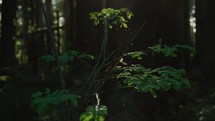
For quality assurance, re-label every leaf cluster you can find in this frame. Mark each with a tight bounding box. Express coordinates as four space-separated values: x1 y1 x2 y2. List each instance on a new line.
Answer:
123 43 195 61
31 88 78 116
80 105 108 121
149 44 195 58
124 51 148 60
89 8 133 29
39 50 94 63
117 65 191 98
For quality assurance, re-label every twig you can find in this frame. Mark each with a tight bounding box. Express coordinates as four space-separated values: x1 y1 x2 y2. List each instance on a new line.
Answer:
79 23 145 111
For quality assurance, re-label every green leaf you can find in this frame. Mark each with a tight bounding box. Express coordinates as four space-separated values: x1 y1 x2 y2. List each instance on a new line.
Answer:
176 44 196 54
127 13 132 19
120 16 126 22
122 23 128 28
125 51 147 60
183 79 191 88
170 79 182 91
39 50 93 63
80 113 93 121
39 55 56 62
80 105 108 121
149 43 195 58
161 45 178 57
70 96 78 107
31 91 42 98
58 55 71 62
108 25 113 29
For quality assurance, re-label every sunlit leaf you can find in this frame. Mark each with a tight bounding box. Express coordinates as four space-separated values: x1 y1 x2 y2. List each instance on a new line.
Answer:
80 105 108 121
108 25 113 29
89 8 133 29
122 23 128 28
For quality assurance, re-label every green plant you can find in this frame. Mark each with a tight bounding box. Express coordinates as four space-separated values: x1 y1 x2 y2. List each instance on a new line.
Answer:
31 4 194 121
115 42 194 98
148 42 195 58
116 65 191 98
31 88 78 116
39 50 94 63
80 105 107 121
89 8 133 29
89 8 133 58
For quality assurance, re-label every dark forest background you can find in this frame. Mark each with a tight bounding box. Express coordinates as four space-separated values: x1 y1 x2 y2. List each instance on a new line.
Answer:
0 0 215 121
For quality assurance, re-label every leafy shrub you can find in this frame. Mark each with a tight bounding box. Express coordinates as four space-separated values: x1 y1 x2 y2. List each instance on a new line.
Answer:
117 65 191 98
31 88 78 116
31 7 194 121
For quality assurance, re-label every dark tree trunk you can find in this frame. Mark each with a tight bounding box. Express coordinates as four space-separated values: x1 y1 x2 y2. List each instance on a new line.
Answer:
64 0 77 50
194 0 215 84
26 0 45 73
0 0 17 67
45 0 54 53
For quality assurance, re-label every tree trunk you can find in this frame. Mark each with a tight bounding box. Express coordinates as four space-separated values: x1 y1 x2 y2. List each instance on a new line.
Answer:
194 0 215 84
64 0 77 50
0 0 17 67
